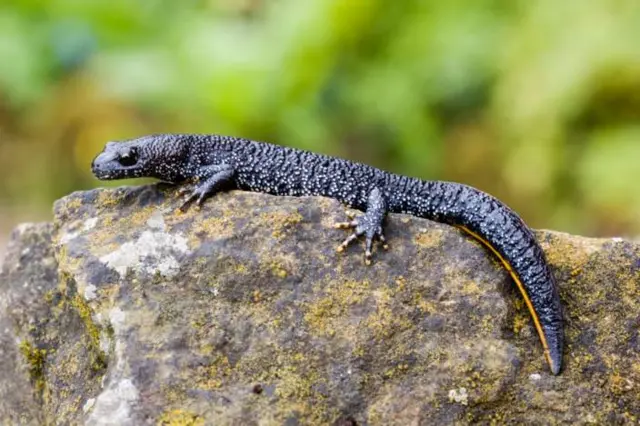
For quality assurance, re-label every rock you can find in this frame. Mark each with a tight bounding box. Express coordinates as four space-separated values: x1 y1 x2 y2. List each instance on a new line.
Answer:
0 223 53 426
1 184 639 425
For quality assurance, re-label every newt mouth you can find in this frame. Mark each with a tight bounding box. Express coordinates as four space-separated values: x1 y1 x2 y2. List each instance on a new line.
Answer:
91 167 115 180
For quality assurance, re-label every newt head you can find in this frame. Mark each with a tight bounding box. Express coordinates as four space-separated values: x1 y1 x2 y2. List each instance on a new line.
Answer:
91 141 144 180
91 134 191 183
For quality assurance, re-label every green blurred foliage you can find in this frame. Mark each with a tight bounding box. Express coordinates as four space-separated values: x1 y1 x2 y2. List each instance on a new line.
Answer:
0 0 639 236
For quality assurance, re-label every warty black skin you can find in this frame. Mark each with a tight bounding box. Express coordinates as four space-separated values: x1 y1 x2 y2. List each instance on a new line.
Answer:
91 133 564 375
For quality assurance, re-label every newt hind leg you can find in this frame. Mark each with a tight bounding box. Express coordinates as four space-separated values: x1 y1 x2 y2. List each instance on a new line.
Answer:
334 187 388 265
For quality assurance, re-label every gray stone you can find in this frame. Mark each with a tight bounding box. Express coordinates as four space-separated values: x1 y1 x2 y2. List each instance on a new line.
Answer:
1 184 639 425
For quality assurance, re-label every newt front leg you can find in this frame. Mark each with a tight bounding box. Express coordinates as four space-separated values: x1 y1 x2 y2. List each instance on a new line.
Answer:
179 164 235 210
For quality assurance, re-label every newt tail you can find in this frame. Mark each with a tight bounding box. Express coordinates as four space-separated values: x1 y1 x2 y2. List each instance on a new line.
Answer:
91 133 564 374
457 225 561 374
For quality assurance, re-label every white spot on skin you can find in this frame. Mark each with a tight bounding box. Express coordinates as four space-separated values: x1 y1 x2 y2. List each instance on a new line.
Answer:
84 284 98 300
448 387 468 405
99 230 189 277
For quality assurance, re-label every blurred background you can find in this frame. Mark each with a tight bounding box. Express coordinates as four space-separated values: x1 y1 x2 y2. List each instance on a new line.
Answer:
1 0 639 260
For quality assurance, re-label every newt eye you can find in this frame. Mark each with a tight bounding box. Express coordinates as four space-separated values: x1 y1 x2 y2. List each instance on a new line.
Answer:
118 147 138 167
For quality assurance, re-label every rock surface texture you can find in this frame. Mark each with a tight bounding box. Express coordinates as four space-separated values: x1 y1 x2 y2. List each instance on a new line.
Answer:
1 184 639 425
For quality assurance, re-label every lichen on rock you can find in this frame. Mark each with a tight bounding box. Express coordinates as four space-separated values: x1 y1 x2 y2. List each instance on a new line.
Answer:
1 184 639 424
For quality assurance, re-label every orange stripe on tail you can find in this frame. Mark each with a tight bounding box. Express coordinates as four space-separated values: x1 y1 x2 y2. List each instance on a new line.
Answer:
456 225 553 370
